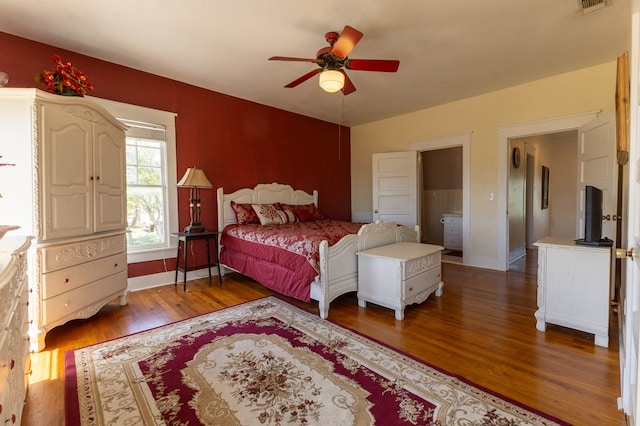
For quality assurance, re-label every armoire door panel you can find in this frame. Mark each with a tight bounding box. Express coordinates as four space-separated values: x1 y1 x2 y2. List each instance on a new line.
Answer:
93 123 126 232
41 104 93 239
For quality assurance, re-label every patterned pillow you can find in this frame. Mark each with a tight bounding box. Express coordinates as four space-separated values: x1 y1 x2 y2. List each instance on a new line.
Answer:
230 201 260 225
252 204 286 225
279 203 299 223
292 203 325 222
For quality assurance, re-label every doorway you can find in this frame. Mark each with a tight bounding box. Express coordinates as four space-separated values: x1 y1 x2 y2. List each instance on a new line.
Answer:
497 112 599 270
507 131 579 267
410 132 471 266
421 148 463 264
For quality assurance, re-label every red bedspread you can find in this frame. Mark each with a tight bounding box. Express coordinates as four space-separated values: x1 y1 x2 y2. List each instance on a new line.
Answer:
220 220 364 301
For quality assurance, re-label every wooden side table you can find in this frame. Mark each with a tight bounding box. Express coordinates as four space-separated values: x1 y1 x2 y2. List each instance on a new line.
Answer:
357 242 444 320
171 231 222 291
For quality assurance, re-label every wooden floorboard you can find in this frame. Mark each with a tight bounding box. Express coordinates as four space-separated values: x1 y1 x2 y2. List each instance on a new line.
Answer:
22 250 627 425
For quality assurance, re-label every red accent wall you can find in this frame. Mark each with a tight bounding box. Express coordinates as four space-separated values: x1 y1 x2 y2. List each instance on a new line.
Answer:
1 32 351 278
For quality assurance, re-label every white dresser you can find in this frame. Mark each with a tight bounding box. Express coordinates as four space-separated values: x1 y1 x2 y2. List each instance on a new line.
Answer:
533 236 611 347
442 213 462 250
0 89 129 351
0 236 32 426
357 242 444 320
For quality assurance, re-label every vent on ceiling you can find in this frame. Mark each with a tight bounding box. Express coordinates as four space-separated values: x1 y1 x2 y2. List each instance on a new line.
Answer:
577 0 609 14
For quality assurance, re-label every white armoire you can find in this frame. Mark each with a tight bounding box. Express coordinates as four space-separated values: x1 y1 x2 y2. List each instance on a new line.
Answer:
0 88 128 351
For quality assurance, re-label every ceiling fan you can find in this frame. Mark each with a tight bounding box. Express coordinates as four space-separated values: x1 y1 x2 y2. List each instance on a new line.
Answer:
269 25 400 95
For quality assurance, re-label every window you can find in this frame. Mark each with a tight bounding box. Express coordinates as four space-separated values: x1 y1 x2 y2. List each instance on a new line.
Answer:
124 122 167 249
90 97 178 263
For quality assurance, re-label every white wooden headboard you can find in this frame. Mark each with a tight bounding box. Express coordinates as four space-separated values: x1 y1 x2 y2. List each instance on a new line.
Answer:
217 183 319 231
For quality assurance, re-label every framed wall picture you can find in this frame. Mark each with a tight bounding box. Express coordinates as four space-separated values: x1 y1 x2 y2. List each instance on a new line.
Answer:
541 165 549 210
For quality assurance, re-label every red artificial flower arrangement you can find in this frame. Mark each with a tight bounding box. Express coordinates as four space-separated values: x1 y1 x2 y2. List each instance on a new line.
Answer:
35 54 94 96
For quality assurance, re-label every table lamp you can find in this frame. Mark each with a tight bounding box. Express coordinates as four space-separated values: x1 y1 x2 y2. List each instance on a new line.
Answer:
177 167 212 233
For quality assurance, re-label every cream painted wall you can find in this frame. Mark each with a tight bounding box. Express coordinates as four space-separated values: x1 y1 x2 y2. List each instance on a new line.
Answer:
351 61 616 270
549 133 579 237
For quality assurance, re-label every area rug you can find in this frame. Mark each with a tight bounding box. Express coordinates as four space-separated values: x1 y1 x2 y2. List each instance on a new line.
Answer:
65 296 569 425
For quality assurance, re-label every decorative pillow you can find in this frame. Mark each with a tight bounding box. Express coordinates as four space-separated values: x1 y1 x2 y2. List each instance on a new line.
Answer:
279 203 299 223
292 203 326 222
252 204 286 225
230 201 260 225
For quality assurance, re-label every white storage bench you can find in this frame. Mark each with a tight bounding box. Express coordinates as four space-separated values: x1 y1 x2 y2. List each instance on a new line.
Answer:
356 242 444 320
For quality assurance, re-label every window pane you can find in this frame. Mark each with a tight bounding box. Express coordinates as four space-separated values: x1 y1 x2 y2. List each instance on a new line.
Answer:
127 186 166 247
137 145 161 167
126 166 138 185
126 145 137 165
137 167 161 185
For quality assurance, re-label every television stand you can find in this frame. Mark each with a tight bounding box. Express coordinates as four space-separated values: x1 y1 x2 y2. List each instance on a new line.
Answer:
533 236 611 347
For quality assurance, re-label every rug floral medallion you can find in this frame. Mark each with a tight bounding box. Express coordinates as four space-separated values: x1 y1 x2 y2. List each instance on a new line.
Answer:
65 297 569 426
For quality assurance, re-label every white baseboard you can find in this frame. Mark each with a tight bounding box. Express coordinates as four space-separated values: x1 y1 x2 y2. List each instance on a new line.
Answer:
127 267 217 292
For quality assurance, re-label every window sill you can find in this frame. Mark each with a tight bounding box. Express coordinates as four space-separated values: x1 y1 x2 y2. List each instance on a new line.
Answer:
127 244 177 264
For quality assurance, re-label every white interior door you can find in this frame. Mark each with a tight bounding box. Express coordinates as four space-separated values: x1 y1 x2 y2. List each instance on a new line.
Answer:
372 151 418 229
576 112 618 241
620 2 640 420
577 112 618 300
620 152 640 424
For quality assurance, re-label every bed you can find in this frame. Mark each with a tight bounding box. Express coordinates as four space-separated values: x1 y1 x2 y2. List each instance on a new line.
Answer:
217 183 418 319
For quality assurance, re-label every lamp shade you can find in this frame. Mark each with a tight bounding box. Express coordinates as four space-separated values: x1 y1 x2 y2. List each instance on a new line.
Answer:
177 167 212 188
319 70 345 93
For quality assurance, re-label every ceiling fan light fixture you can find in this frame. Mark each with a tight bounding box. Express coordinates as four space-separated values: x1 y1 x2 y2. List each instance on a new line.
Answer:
319 69 344 93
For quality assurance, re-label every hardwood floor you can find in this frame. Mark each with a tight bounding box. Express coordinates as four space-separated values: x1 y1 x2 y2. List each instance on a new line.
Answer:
23 250 626 425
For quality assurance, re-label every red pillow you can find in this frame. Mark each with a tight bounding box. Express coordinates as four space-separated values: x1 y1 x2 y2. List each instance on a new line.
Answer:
230 201 260 224
292 203 325 222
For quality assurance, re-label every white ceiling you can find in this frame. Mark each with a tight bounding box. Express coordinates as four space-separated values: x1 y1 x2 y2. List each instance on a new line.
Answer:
0 0 630 126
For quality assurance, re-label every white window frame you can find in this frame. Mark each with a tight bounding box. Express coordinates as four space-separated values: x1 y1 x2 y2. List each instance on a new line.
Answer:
90 96 178 263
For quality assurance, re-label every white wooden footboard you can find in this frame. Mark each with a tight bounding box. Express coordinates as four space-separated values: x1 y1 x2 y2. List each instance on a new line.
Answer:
311 220 418 319
311 235 360 319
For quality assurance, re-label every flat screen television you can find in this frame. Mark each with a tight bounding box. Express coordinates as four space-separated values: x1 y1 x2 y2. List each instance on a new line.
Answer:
576 185 612 246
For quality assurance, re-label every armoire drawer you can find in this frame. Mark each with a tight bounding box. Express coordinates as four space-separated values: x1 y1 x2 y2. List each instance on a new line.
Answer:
41 252 127 299
41 270 127 325
39 233 126 273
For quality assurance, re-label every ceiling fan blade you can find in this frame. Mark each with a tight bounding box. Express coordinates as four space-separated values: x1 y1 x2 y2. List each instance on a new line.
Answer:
284 69 321 88
340 70 356 95
269 56 319 63
346 59 400 72
331 25 364 59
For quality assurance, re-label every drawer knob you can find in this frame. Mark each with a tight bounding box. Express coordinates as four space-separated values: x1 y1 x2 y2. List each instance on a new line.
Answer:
409 287 413 292
10 359 14 369
114 263 118 267
64 278 69 283
64 302 70 308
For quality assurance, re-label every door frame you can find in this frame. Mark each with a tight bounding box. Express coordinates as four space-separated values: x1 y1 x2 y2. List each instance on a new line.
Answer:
410 132 471 263
497 111 599 270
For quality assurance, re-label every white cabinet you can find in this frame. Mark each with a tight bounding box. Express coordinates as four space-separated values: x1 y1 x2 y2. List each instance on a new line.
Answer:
357 242 444 320
442 213 462 250
36 95 126 239
533 236 611 347
0 89 128 351
0 236 32 426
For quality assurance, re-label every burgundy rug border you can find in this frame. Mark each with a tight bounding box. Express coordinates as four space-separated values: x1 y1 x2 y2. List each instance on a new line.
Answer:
64 350 80 426
64 295 572 426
